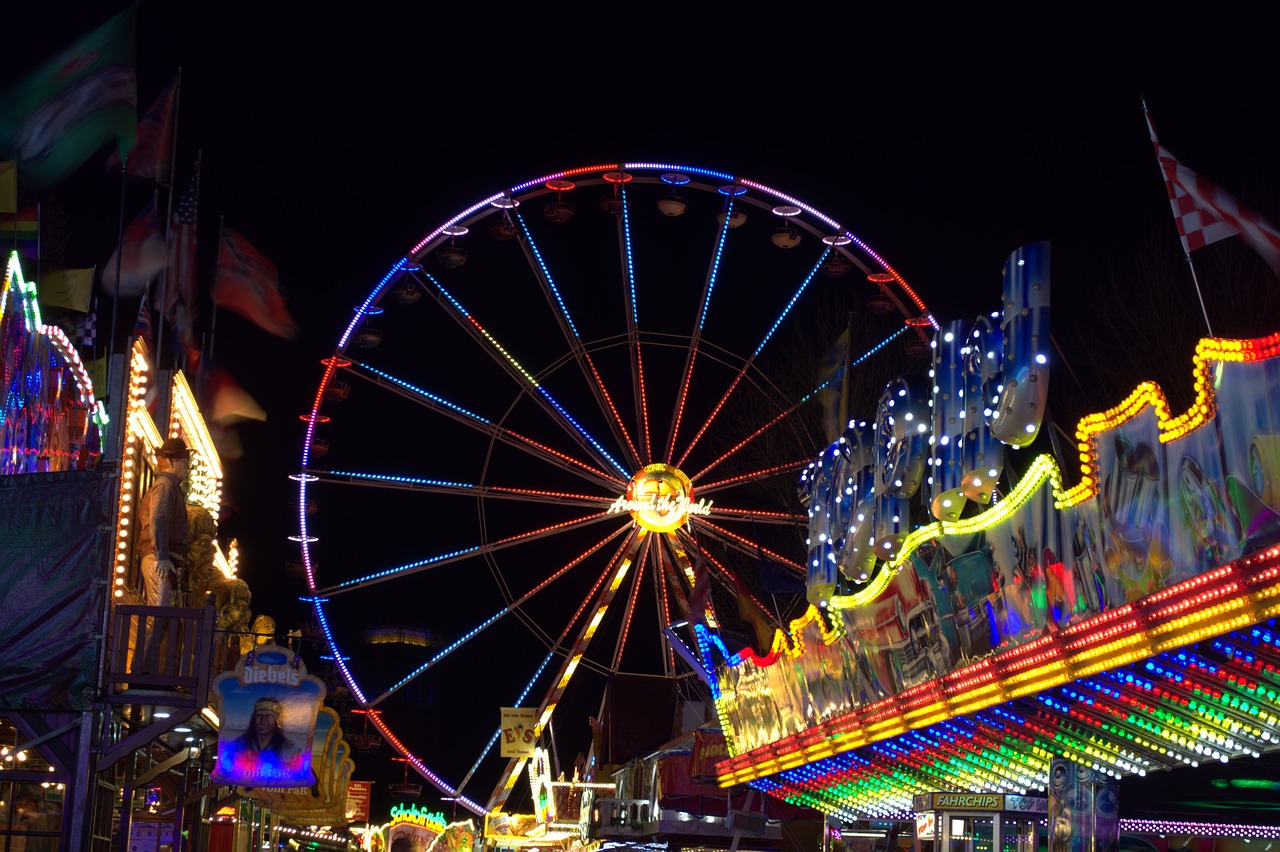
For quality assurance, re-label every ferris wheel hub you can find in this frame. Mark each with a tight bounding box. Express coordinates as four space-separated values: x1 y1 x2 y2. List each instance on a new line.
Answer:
608 463 712 533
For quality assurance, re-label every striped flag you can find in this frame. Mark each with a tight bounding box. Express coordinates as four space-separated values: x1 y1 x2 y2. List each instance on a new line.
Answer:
74 297 98 349
109 76 177 184
1145 103 1280 275
163 171 199 357
0 206 38 258
133 286 152 348
102 198 164 298
212 227 298 339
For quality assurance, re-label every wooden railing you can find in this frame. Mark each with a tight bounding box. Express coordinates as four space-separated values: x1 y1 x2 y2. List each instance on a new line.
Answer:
98 603 218 770
104 603 217 699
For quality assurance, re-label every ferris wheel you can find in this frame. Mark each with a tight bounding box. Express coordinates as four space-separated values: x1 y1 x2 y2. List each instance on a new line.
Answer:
295 162 936 816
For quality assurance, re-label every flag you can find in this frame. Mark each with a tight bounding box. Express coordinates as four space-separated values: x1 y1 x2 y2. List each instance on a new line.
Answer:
200 360 266 425
687 557 712 627
73 297 98 350
102 198 165 298
732 574 778 657
1145 103 1280 276
163 172 199 355
212 227 298 339
0 160 15 213
0 9 136 191
0 206 39 258
817 326 849 444
38 266 94 312
133 286 152 348
108 76 176 183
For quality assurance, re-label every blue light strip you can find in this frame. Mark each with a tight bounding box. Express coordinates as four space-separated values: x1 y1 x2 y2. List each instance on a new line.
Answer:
377 609 509 700
752 250 831 360
339 257 417 350
696 199 733 333
624 162 735 182
333 545 481 590
360 364 491 423
621 186 639 327
324 469 474 489
309 598 369 705
534 386 629 478
426 267 629 479
462 651 557 783
796 326 909 404
515 212 582 340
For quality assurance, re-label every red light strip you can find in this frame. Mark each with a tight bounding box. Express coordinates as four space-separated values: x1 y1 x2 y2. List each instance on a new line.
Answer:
579 345 642 467
654 538 676 672
693 517 806 574
675 351 751 470
699 505 807 522
501 427 624 486
695 460 810 493
689 403 809 483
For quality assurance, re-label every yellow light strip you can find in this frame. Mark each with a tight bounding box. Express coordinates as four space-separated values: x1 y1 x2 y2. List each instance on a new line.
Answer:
112 341 154 599
825 332 1280 610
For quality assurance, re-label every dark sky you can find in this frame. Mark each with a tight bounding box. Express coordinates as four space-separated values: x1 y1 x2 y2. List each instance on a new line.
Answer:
7 4 1280 822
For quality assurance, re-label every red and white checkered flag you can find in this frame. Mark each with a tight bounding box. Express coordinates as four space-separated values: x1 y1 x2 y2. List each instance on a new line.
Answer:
1145 103 1280 275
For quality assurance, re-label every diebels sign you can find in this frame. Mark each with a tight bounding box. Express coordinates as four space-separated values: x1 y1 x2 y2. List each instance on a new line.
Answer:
211 645 327 787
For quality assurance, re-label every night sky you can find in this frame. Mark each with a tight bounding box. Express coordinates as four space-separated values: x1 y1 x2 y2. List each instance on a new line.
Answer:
6 4 1280 824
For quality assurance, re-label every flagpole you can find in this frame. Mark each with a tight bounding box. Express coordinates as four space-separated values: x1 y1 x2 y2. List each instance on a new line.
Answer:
1141 97 1214 337
209 215 223 360
1183 251 1214 337
154 71 183 370
153 185 169 366
105 158 128 417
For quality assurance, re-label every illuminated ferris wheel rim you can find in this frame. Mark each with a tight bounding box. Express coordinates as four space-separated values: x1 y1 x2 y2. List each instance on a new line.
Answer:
292 160 938 817
297 157 941 541
332 162 936 355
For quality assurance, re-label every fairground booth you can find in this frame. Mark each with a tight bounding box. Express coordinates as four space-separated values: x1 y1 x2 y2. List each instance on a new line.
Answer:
698 243 1280 852
0 253 354 851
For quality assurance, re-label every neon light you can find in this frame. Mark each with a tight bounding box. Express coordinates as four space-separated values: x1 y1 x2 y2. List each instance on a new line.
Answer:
712 547 1280 797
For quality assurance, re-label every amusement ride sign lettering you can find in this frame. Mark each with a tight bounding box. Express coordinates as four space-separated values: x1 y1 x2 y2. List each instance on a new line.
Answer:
607 463 712 533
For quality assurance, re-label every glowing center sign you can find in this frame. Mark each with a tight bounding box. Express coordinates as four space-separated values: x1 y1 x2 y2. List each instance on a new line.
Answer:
608 464 711 533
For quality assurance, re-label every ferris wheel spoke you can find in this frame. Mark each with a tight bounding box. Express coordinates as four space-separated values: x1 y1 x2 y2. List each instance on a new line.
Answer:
314 511 622 597
674 247 830 469
664 196 736 464
616 185 654 461
303 469 608 508
368 524 631 707
687 325 909 483
344 360 624 491
607 534 651 672
651 538 676 675
662 533 719 629
409 268 631 479
706 506 807 526
513 211 643 468
489 528 648 811
690 516 806 575
696 460 811 495
456 527 639 797
677 533 779 619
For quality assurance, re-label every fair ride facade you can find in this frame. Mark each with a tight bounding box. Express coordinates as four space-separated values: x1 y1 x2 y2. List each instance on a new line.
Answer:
295 162 937 837
702 240 1280 843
